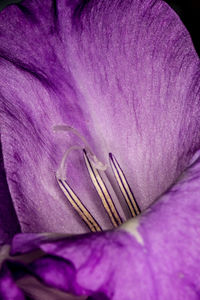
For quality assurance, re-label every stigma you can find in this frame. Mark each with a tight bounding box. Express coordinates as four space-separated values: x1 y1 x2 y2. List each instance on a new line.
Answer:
54 125 141 232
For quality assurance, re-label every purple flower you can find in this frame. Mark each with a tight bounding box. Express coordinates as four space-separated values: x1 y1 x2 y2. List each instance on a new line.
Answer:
0 0 200 299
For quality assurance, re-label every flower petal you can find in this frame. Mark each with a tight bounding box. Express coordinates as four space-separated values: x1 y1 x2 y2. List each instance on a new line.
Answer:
17 276 85 300
7 230 151 299
0 262 25 300
4 154 200 299
0 0 200 233
67 0 200 210
122 153 200 299
0 0 118 233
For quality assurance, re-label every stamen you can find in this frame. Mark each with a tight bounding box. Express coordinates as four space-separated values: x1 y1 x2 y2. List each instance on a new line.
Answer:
83 149 123 227
109 153 141 217
54 125 105 232
57 179 102 232
55 124 140 231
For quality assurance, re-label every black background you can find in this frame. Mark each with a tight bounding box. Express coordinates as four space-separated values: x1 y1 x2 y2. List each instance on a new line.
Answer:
165 0 200 56
0 0 199 56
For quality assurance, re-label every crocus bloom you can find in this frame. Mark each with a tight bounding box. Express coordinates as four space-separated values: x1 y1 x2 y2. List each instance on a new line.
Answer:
0 0 200 299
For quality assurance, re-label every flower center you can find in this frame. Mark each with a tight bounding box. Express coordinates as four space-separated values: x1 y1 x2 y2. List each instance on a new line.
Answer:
54 125 141 232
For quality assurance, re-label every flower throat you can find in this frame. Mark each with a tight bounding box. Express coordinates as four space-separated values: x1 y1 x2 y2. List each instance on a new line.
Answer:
54 125 141 232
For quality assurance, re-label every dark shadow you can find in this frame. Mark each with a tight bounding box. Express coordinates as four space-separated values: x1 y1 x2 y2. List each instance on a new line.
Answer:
0 0 22 11
87 292 110 300
165 0 200 56
0 140 21 244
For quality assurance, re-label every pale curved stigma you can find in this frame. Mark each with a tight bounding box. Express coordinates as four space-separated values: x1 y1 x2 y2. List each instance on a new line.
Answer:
83 149 123 228
109 153 141 217
54 125 107 175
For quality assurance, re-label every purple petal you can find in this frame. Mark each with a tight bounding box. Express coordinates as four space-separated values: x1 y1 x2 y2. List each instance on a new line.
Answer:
123 154 200 299
7 230 151 299
29 256 75 292
64 0 200 211
0 262 25 300
17 276 86 300
0 0 115 233
0 242 85 299
0 0 200 234
3 155 200 299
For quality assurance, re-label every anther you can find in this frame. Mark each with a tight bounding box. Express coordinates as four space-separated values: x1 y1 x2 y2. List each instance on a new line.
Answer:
54 125 140 232
84 149 123 227
109 153 141 217
54 124 104 232
57 179 102 232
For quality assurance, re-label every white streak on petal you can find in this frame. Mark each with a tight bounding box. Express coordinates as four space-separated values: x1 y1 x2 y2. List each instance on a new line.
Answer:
120 217 144 246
